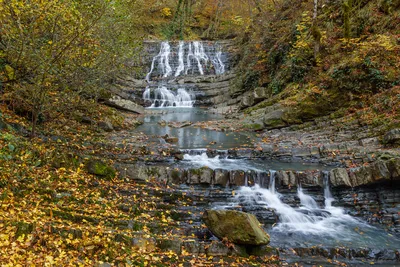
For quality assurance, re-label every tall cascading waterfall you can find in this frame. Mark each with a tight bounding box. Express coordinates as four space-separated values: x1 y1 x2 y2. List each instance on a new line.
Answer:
143 41 226 108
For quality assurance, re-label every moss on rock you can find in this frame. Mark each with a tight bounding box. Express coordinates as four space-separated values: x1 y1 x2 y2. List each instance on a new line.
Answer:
86 159 116 180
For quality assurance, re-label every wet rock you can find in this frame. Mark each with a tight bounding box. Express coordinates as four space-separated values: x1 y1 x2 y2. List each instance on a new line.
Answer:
86 159 116 180
98 120 114 132
276 171 289 186
296 171 319 187
384 129 400 145
230 170 246 186
168 121 192 128
164 135 178 144
187 167 213 184
173 151 184 161
202 210 270 245
330 168 351 187
158 120 167 126
214 169 229 186
169 168 186 184
199 167 213 184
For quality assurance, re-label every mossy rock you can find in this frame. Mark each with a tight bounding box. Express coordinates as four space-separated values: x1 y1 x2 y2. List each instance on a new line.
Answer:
86 159 116 180
202 210 270 246
243 123 264 131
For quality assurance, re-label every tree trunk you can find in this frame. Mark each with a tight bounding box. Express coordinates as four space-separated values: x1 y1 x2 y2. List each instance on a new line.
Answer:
312 0 320 61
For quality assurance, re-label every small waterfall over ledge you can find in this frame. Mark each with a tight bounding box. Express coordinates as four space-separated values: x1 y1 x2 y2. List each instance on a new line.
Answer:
143 86 195 108
143 41 227 108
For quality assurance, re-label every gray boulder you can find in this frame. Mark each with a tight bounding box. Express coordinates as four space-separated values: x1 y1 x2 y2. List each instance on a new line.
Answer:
105 96 145 114
202 210 270 246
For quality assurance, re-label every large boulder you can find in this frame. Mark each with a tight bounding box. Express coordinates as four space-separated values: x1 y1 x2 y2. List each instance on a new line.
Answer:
86 159 116 180
202 210 270 246
105 96 145 114
263 109 287 129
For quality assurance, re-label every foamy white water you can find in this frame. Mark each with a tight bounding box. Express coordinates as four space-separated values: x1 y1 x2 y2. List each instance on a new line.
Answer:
234 184 364 236
297 187 319 209
143 86 195 108
146 41 225 81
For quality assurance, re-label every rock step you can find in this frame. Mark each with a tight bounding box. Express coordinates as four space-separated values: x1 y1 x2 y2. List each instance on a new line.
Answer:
115 158 400 189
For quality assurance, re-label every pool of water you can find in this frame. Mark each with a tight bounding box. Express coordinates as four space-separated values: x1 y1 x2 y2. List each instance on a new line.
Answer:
179 153 335 171
136 108 257 149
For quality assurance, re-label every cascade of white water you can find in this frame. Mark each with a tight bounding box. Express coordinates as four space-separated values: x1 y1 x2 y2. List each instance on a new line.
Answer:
160 42 172 78
193 41 209 75
185 42 194 75
175 41 185 77
143 86 195 108
323 171 334 208
146 42 172 82
211 51 225 75
234 184 357 235
146 41 225 82
269 170 276 194
297 187 319 209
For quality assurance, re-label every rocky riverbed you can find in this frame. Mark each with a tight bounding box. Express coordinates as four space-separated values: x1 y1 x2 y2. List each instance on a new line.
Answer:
95 107 400 266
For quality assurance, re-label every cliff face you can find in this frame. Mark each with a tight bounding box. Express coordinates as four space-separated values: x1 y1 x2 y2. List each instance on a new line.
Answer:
230 0 400 133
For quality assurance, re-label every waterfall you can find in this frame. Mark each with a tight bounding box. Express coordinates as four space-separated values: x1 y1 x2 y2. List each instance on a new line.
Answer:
233 184 358 235
323 171 334 208
146 41 226 81
297 187 319 209
269 170 276 194
143 86 195 108
175 41 185 77
193 41 208 75
146 41 172 82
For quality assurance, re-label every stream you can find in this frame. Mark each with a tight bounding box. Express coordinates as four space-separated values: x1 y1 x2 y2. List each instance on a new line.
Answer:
134 40 400 265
